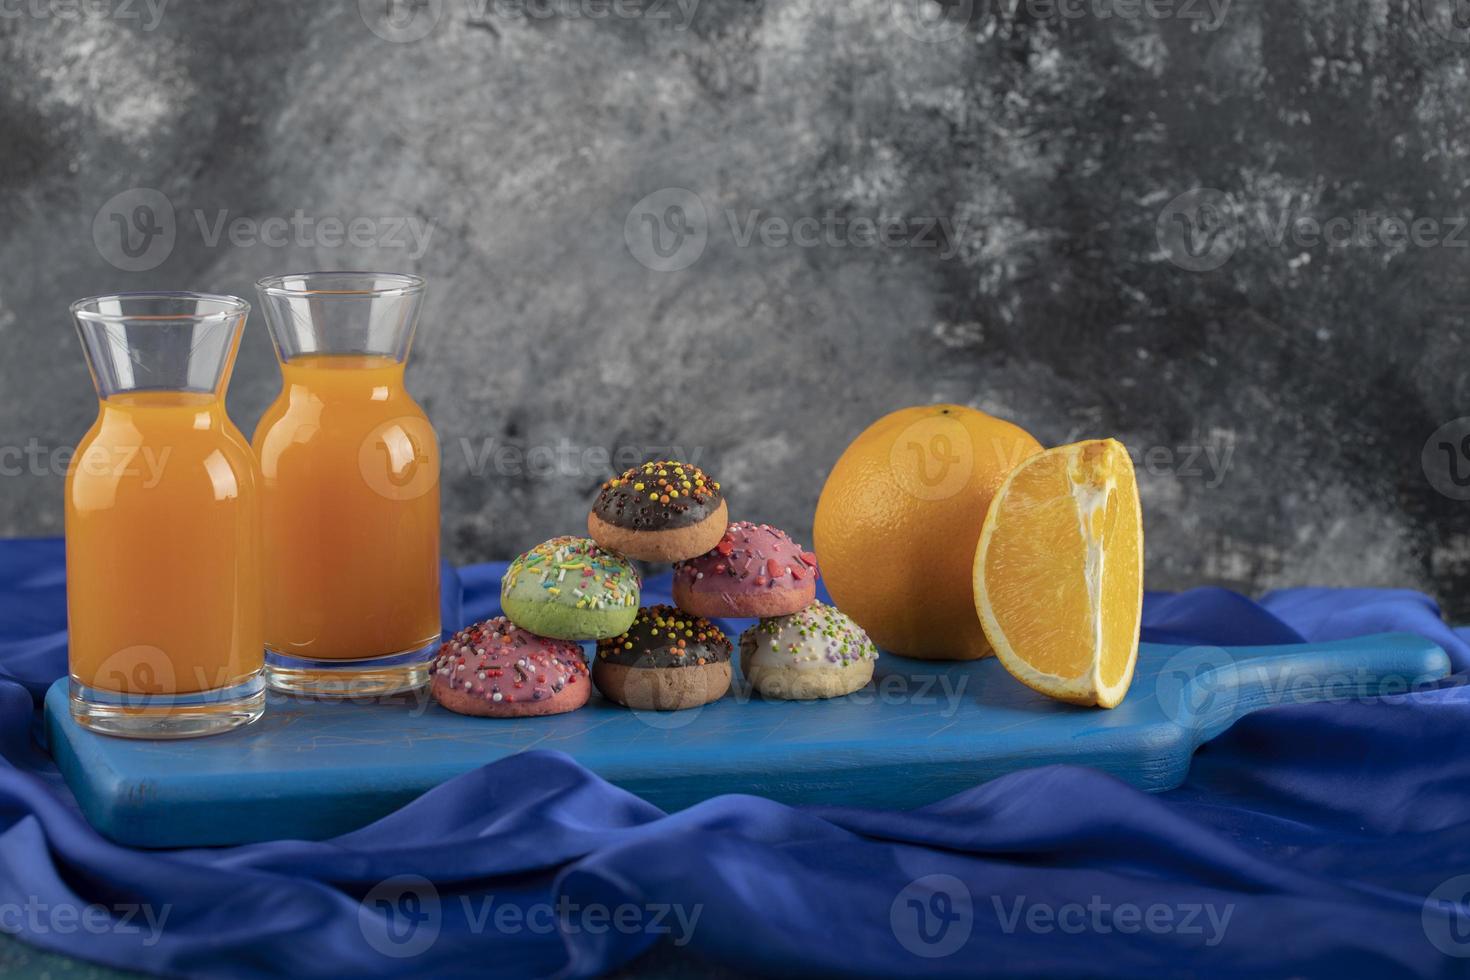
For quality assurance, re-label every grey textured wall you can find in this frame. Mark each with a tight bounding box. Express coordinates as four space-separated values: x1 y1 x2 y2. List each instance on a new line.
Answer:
3 0 1470 613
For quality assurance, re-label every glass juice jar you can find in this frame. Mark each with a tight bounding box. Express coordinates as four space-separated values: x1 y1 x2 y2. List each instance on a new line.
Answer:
66 292 265 738
252 272 440 696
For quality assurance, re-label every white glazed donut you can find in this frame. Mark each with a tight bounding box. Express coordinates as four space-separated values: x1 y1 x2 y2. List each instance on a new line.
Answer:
739 601 878 700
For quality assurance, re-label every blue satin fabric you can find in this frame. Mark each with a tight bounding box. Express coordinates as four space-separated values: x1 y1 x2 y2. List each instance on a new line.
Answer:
2 538 1469 978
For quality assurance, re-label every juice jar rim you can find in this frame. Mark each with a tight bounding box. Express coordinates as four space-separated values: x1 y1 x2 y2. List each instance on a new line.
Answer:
256 272 425 300
70 291 251 324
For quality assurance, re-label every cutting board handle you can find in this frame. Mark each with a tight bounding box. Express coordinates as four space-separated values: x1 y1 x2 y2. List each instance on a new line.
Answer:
1151 631 1451 743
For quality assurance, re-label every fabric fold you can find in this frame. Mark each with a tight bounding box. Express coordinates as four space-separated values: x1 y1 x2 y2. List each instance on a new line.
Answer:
0 538 1466 977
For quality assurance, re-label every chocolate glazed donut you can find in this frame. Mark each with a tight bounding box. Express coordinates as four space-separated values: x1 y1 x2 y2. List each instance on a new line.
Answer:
587 460 727 563
593 605 732 711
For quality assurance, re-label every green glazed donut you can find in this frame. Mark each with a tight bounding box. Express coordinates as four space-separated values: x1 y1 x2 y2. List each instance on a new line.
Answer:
501 536 641 641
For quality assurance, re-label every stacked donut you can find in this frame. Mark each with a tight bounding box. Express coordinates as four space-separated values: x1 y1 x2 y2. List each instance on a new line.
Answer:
430 459 878 718
670 520 877 703
587 461 878 710
429 534 640 717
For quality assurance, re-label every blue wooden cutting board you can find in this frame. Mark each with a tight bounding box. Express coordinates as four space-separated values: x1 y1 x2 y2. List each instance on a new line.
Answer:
45 633 1449 847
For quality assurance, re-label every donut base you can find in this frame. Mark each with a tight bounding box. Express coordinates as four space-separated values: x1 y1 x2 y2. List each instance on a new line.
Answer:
592 660 731 711
432 676 590 718
501 594 638 642
587 501 728 563
740 650 875 701
672 577 816 620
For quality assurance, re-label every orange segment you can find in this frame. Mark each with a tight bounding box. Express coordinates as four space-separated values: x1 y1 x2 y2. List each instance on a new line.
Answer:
972 439 1143 708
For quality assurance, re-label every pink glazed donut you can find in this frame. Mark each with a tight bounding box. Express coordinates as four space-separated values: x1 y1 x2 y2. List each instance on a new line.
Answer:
430 617 590 718
672 522 819 619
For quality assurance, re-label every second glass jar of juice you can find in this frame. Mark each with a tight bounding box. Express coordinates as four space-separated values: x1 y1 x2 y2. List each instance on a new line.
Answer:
253 272 440 696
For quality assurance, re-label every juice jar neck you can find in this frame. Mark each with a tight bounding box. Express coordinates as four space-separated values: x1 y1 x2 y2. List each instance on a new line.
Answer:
279 354 409 397
96 391 229 431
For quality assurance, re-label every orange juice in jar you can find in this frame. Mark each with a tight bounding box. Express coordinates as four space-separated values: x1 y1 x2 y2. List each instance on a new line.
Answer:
66 293 264 738
253 273 440 696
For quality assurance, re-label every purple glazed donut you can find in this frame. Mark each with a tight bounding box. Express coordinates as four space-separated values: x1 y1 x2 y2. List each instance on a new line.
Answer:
430 617 590 718
672 522 819 619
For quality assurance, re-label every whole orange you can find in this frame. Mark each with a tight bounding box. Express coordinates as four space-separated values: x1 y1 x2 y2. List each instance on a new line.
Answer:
813 405 1042 661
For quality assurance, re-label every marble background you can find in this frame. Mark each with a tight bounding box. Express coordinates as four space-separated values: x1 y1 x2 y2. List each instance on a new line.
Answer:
3 0 1469 613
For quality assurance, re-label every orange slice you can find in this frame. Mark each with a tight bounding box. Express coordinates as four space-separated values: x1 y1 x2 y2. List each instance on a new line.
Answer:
972 439 1143 708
